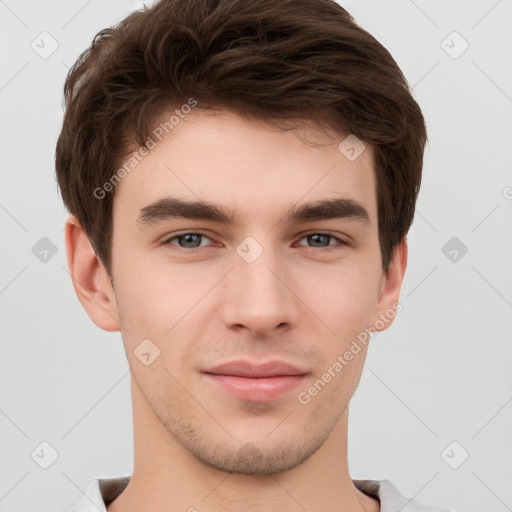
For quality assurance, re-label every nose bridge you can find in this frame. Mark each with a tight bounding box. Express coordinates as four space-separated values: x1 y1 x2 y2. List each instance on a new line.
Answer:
223 234 299 334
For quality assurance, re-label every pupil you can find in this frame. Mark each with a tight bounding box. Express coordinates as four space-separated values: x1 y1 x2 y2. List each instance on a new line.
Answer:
182 234 200 247
310 234 328 247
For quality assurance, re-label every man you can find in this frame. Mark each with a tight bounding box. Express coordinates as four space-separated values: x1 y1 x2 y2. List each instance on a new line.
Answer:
56 0 453 510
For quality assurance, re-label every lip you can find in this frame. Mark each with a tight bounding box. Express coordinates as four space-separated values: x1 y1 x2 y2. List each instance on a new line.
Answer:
202 360 308 402
204 360 307 378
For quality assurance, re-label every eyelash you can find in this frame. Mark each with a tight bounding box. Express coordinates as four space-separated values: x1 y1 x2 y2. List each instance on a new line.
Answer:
163 231 347 253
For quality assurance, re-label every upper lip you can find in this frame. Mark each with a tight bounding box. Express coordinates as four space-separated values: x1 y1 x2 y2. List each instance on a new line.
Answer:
203 360 308 378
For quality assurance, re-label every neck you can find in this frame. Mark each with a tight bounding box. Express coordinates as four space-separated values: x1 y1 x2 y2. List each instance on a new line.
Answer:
107 379 379 512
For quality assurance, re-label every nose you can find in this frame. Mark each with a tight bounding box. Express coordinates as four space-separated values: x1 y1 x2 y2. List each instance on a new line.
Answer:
220 240 301 337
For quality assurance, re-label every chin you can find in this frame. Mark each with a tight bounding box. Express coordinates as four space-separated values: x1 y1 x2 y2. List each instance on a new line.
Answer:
179 428 329 476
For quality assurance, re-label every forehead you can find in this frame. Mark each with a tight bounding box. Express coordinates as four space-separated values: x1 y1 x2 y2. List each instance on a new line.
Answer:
113 109 377 226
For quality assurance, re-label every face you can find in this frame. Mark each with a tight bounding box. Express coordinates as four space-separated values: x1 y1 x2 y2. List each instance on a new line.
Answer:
99 109 402 474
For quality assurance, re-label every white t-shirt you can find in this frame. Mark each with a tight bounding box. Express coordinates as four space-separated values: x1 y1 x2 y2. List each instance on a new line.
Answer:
72 475 458 511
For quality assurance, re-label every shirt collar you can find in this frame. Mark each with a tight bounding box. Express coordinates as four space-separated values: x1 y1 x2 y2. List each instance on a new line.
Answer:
73 475 450 512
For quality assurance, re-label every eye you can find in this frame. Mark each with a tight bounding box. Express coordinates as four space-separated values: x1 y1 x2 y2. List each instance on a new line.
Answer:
162 231 347 252
296 233 347 251
164 232 214 249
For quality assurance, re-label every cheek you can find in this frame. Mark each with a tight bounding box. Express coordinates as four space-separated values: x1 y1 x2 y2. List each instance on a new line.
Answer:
295 260 380 340
111 251 168 338
112 252 217 347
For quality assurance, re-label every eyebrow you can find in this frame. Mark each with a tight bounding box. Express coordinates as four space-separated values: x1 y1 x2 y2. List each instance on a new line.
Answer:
135 196 370 227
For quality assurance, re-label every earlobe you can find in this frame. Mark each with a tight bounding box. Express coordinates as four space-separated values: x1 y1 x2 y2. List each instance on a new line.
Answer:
64 214 121 332
373 237 408 332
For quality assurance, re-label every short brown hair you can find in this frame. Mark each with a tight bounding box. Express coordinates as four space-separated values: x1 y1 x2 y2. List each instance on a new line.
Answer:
55 0 427 277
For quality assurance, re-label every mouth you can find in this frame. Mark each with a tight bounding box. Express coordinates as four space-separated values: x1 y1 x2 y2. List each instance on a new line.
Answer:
201 360 309 402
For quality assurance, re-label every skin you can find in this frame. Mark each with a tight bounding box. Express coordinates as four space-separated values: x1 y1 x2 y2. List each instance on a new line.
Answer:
65 108 407 512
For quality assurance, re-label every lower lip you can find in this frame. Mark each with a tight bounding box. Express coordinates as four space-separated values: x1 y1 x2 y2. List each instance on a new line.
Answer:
203 373 307 401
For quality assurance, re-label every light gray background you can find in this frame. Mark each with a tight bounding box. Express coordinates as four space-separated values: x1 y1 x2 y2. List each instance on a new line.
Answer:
1 1 511 511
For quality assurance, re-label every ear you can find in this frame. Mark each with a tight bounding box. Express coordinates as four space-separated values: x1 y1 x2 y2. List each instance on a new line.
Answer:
372 237 408 332
64 214 121 332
